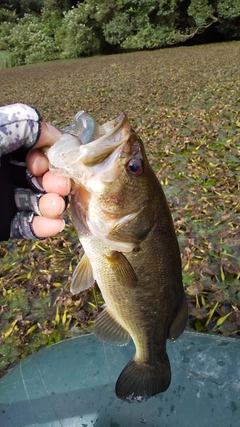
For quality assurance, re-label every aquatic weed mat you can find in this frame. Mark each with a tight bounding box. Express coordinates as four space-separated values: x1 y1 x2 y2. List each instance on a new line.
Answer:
0 42 239 376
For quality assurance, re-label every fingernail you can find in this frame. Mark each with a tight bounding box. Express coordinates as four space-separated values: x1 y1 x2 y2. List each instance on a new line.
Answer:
59 197 66 215
60 219 65 232
32 153 49 175
65 178 71 195
46 123 62 138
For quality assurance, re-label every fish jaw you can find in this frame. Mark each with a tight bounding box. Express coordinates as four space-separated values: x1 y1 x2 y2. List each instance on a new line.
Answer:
46 113 130 184
77 113 131 166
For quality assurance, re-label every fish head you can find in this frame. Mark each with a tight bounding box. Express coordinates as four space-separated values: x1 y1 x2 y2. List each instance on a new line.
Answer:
47 113 160 252
71 114 160 252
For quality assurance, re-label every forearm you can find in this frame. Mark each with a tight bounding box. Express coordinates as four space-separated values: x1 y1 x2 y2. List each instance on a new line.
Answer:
0 103 42 156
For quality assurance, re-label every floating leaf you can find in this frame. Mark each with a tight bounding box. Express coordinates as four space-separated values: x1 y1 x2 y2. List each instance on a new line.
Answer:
215 312 232 327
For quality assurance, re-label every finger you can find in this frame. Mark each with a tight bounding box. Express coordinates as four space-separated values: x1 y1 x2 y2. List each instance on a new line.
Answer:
42 171 71 197
26 155 71 196
10 212 64 239
14 187 67 217
26 149 49 176
32 216 65 238
38 193 66 218
35 122 62 149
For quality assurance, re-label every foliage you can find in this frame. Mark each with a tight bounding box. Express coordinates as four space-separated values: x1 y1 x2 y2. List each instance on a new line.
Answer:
0 7 17 23
0 20 13 51
217 0 240 19
122 23 173 50
0 0 240 66
0 41 239 377
56 2 101 58
6 13 60 65
188 0 214 26
102 12 135 46
216 0 240 39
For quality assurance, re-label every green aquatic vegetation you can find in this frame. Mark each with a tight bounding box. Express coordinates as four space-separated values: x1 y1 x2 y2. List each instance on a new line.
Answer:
0 41 239 376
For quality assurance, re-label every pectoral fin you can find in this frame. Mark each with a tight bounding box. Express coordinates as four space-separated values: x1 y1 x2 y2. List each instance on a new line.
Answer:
94 307 130 346
70 254 95 295
104 252 138 285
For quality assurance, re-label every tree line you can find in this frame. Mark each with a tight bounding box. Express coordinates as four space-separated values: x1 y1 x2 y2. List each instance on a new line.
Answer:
0 0 239 66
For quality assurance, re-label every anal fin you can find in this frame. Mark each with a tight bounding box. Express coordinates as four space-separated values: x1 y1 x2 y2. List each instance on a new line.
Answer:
94 307 130 346
70 254 95 295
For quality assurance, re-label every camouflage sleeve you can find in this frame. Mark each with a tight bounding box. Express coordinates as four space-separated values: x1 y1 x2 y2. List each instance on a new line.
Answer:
0 103 42 156
10 178 44 239
0 150 45 240
0 103 43 240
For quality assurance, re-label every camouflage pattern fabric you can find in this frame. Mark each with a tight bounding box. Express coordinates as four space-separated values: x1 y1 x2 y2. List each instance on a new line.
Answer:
10 211 38 239
0 103 43 240
0 103 42 156
9 184 44 239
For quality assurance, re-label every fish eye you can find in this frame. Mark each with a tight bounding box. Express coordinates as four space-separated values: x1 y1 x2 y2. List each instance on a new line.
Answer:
126 158 143 177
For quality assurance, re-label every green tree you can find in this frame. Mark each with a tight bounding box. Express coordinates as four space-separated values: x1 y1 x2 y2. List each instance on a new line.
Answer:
102 0 181 50
7 14 60 65
188 0 214 26
43 0 80 13
0 7 17 23
1 0 240 67
102 12 134 46
216 0 240 38
56 2 101 58
217 0 240 19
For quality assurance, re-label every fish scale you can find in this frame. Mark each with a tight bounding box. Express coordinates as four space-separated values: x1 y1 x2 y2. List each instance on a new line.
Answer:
47 112 188 403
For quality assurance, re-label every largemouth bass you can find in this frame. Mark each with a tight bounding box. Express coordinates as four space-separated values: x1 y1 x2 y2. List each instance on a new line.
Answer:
47 113 188 403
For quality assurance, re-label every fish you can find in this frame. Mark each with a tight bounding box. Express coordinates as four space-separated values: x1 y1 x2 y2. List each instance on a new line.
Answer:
47 113 188 403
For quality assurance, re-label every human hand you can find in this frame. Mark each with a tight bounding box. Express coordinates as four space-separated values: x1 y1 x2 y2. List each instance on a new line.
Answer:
25 122 71 238
0 104 72 241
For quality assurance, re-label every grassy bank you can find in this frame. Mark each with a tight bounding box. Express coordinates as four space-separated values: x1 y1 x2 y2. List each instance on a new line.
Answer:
0 41 239 377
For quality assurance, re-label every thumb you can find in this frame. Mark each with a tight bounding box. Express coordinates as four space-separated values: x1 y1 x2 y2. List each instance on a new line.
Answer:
35 122 62 149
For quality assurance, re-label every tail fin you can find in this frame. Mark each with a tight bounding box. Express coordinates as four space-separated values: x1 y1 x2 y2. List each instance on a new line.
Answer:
115 358 171 403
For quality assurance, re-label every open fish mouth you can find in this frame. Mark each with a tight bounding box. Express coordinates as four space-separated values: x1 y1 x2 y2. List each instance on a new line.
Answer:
78 113 130 166
46 113 131 183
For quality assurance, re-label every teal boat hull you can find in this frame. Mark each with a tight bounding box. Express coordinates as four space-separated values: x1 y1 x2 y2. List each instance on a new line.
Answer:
0 332 239 426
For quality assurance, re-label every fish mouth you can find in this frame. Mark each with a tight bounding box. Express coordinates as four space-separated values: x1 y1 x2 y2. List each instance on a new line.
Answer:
47 113 132 185
78 113 131 166
74 113 137 187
